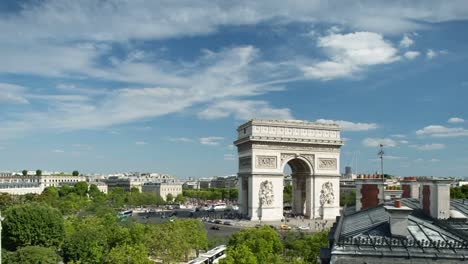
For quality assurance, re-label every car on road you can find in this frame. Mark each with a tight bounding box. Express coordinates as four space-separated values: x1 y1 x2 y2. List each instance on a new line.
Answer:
280 224 292 230
223 221 233 226
214 219 223 224
297 226 310 231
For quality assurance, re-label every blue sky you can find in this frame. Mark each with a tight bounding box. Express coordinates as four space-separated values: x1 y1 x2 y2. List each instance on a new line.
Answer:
0 0 467 178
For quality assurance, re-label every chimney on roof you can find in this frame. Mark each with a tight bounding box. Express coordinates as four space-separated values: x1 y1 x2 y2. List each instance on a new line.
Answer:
355 174 385 211
400 176 420 199
420 179 451 219
384 200 413 238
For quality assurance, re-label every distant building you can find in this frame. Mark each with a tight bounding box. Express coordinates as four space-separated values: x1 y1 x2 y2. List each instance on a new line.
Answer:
89 181 108 194
210 176 238 189
182 177 200 189
142 182 182 201
0 175 88 195
198 178 213 189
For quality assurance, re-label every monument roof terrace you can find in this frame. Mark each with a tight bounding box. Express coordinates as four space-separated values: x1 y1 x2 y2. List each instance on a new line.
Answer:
235 119 343 146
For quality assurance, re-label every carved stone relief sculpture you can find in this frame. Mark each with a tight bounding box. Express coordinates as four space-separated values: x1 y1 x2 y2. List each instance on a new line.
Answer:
320 181 335 206
255 155 277 169
259 180 274 206
318 158 337 170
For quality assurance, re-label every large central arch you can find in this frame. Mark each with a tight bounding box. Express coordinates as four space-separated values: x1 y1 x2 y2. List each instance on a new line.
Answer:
235 119 343 221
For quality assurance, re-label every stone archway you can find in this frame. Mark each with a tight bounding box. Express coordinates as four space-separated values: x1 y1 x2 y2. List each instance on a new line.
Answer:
235 119 343 221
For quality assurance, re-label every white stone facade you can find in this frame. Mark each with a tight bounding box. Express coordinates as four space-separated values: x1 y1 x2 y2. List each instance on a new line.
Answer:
142 182 182 201
235 119 343 221
0 175 88 195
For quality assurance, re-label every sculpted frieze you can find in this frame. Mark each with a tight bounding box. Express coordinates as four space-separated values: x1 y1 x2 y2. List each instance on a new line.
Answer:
318 158 337 170
255 155 277 169
252 143 340 153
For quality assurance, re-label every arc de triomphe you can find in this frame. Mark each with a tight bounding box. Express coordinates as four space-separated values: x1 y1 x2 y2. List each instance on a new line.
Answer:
234 119 343 221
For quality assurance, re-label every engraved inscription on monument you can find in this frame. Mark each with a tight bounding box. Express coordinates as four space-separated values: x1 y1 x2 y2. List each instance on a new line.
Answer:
318 158 337 170
255 155 277 169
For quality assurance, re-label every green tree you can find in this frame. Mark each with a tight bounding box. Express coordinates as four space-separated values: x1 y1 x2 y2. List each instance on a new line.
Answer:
40 187 60 207
451 187 465 199
166 193 174 203
229 188 239 200
4 246 61 264
35 169 42 176
62 217 112 264
104 244 150 264
0 193 13 210
72 170 80 176
340 190 356 206
227 226 283 264
174 194 186 204
108 188 126 208
146 219 208 262
75 181 89 196
220 244 258 264
2 204 65 250
283 230 329 264
22 170 28 176
89 184 104 199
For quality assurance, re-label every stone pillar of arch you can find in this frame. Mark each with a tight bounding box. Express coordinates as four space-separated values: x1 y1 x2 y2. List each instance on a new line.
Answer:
234 119 343 221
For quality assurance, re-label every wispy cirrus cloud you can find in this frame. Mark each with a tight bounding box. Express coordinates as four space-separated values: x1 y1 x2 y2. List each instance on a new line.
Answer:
410 143 446 151
362 138 397 147
168 137 193 143
199 137 224 146
316 119 378 131
198 100 293 121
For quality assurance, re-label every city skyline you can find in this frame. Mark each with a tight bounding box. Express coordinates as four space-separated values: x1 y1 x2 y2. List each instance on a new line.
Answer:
0 1 467 177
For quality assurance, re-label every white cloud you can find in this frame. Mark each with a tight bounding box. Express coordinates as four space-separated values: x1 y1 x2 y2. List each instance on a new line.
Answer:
430 158 440 162
416 125 468 137
303 32 400 80
411 143 446 150
223 154 236 161
403 51 420 60
52 149 65 153
448 117 464 123
135 141 147 145
399 140 409 144
168 137 193 143
0 83 29 104
391 134 406 138
400 35 414 48
199 137 224 146
427 49 437 59
362 138 397 147
198 100 293 121
316 119 378 131
370 155 406 162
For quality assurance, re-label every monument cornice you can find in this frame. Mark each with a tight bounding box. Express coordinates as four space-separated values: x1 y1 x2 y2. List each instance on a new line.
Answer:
234 136 344 146
237 119 340 131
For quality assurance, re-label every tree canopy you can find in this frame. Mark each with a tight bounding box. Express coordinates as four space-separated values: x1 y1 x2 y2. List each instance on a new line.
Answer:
2 204 65 250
